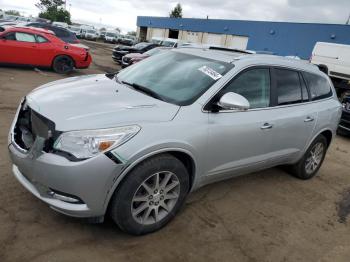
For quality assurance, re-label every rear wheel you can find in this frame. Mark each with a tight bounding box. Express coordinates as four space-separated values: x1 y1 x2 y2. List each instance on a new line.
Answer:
110 154 190 235
52 55 74 74
289 135 328 179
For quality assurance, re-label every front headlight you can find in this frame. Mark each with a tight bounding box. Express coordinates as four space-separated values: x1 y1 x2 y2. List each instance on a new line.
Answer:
54 125 140 159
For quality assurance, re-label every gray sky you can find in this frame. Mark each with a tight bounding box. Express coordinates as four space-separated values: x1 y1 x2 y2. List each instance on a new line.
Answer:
1 0 350 33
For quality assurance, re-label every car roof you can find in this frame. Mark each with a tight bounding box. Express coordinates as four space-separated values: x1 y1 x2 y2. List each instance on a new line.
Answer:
174 47 321 74
4 25 55 35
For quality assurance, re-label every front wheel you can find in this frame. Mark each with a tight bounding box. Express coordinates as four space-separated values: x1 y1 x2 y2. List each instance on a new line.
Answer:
289 135 328 179
110 154 190 235
52 55 74 74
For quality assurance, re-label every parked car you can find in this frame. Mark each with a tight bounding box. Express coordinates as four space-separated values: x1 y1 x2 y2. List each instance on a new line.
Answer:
68 25 82 38
119 35 136 46
52 21 68 28
150 37 178 48
160 38 179 47
338 94 350 135
8 47 341 235
105 31 118 43
121 47 171 67
85 29 98 41
99 31 106 40
26 22 79 44
112 42 158 63
0 26 91 73
311 42 350 97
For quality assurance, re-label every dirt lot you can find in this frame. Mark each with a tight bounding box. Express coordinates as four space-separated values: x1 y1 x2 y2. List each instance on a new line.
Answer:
1 40 350 262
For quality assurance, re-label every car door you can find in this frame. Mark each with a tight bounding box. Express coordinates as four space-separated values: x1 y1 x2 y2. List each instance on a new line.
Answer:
266 67 317 164
0 32 17 63
205 67 276 182
0 31 39 65
33 34 54 66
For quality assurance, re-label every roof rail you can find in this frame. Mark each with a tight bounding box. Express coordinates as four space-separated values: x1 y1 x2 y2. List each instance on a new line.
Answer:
208 46 253 54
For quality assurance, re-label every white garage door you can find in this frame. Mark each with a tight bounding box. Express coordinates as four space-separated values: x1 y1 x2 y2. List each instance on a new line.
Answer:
151 28 165 38
225 35 249 50
186 31 200 43
205 33 223 46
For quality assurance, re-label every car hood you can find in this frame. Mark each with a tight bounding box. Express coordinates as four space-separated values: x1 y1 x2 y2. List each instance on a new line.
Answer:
26 74 180 131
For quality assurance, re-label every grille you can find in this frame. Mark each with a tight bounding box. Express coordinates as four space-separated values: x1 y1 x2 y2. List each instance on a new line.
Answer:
341 109 350 122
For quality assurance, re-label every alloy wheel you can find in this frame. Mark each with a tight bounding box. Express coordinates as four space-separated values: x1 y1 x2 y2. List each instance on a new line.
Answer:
131 171 180 225
305 142 324 174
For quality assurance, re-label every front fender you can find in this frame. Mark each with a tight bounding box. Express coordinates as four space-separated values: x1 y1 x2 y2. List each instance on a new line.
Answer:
102 144 199 213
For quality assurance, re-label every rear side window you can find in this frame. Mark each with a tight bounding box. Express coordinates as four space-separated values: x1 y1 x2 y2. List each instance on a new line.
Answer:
275 69 302 105
303 72 332 100
222 68 271 108
36 35 48 43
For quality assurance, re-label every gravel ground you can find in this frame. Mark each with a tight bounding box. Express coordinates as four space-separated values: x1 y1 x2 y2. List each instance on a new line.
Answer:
1 40 350 262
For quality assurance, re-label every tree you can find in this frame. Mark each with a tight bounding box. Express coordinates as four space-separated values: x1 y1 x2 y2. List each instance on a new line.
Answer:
36 0 71 24
115 27 121 33
5 10 21 16
169 3 183 18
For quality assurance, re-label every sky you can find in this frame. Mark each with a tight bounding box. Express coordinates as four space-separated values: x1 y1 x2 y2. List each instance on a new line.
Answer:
1 0 350 33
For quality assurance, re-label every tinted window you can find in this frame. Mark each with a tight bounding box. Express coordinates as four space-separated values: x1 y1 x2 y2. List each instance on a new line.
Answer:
4 32 16 40
275 69 302 105
303 72 332 100
15 32 36 43
36 35 48 43
300 73 309 102
222 68 270 108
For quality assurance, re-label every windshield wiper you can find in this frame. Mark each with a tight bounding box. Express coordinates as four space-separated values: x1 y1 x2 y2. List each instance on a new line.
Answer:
121 81 164 101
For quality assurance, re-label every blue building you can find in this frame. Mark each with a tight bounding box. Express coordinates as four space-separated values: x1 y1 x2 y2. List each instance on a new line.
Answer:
136 16 350 59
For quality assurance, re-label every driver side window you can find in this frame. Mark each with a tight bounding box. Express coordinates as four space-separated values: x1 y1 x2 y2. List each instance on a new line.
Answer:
221 68 271 109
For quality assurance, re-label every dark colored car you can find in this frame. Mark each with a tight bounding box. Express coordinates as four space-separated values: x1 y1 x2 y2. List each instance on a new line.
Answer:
112 42 158 63
338 94 350 135
26 22 79 44
121 47 171 67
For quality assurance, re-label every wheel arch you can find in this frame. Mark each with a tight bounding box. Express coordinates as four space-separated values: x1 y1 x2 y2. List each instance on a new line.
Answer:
307 128 333 152
51 54 76 68
103 148 197 213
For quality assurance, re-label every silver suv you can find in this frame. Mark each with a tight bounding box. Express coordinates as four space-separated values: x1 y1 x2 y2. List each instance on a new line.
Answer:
8 48 342 235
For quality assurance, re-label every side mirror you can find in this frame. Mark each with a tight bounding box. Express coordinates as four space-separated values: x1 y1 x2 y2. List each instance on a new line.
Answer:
217 92 250 111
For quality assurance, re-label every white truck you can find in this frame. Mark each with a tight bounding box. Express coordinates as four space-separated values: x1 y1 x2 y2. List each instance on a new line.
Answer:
311 42 350 98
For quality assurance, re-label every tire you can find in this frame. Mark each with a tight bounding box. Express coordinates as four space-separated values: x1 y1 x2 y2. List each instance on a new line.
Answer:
289 135 328 180
52 55 74 74
110 154 190 235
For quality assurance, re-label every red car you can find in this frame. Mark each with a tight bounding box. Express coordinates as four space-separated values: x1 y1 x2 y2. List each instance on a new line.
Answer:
0 26 92 73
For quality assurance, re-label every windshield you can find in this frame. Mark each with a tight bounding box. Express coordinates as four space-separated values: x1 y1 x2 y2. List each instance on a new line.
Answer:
87 30 95 34
161 41 175 47
117 51 234 105
134 42 149 49
70 27 80 32
106 32 116 37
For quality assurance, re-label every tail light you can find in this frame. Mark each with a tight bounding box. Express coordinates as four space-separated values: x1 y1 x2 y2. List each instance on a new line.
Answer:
84 51 89 61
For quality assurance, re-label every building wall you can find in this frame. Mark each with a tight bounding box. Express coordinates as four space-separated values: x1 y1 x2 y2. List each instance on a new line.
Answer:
137 16 350 59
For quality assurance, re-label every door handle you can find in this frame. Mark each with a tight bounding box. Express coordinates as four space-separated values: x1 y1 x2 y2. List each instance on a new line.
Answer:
304 116 315 122
261 123 273 130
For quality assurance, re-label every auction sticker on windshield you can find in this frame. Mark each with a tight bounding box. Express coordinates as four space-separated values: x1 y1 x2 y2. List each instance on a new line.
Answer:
198 66 223 80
